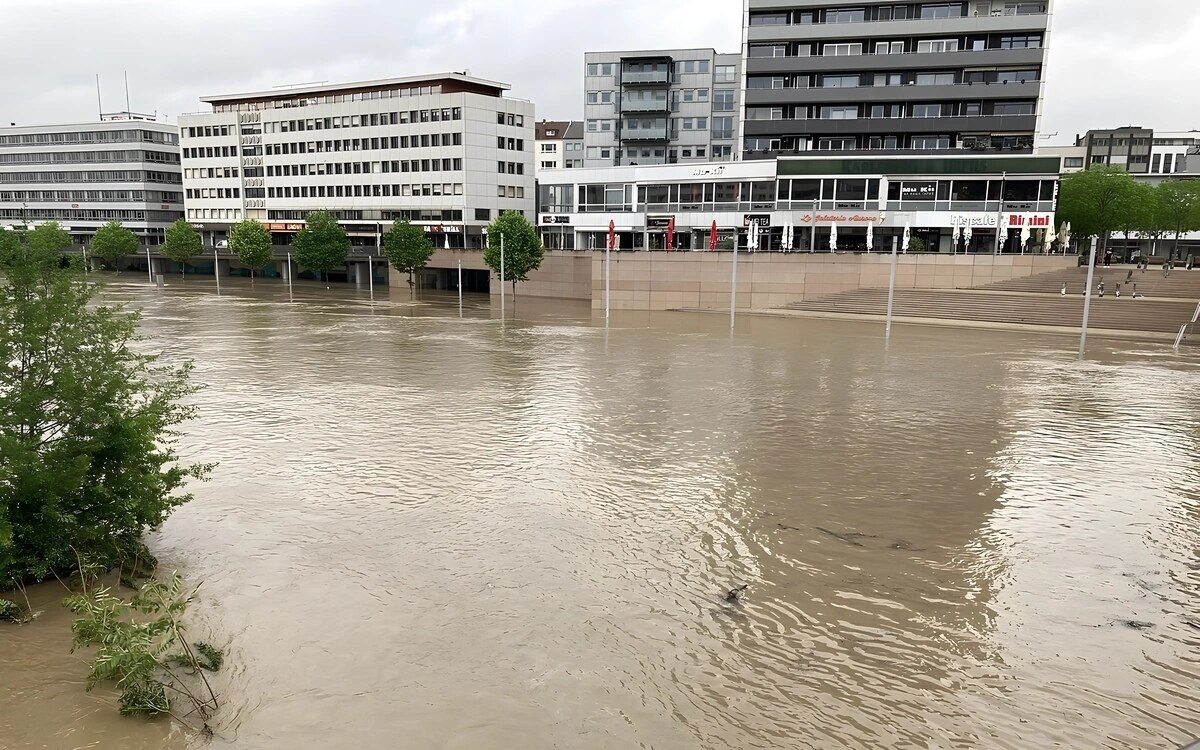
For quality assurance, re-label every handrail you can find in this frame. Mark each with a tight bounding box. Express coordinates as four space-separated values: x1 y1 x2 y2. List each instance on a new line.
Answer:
1191 301 1200 324
1173 324 1188 351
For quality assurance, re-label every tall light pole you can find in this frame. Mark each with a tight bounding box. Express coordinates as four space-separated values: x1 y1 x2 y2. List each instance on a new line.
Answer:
994 170 1007 255
500 232 505 319
1079 237 1098 358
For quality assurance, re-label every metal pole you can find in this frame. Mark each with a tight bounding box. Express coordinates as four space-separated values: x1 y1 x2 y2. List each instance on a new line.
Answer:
457 259 463 314
605 234 611 321
994 171 1007 255
730 228 740 330
214 247 221 294
287 251 294 300
1079 237 1098 358
500 233 505 319
146 246 153 283
886 235 898 339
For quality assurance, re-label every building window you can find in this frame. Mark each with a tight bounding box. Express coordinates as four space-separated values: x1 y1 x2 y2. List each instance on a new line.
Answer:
1064 157 1084 168
1164 153 1175 172
822 43 863 56
992 101 1035 115
540 143 557 152
820 106 858 120
917 39 959 53
912 136 952 150
712 116 735 139
714 65 737 83
999 34 1042 49
712 89 737 112
920 4 963 19
820 74 861 88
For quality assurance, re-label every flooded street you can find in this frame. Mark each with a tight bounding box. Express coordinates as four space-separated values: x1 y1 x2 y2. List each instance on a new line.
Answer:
3 277 1199 749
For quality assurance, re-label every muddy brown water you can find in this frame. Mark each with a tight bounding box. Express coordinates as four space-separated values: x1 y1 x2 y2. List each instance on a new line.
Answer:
2 277 1199 750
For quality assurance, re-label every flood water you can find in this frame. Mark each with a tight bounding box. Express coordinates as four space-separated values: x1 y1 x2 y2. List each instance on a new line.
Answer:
3 277 1199 750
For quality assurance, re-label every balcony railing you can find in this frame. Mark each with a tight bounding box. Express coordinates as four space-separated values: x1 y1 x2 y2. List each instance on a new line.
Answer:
621 126 669 141
622 100 669 113
621 70 670 85
748 6 1047 29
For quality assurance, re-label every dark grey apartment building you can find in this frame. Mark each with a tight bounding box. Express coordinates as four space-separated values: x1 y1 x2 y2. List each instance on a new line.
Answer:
740 0 1052 157
1075 127 1153 173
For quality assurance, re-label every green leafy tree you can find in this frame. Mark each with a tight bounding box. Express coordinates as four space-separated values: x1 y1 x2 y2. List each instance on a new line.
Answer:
26 221 73 256
229 219 273 282
1114 182 1156 260
0 226 20 266
0 246 211 585
1056 165 1138 255
1155 180 1200 260
381 219 434 291
161 219 202 278
90 221 140 272
292 211 348 284
483 211 544 295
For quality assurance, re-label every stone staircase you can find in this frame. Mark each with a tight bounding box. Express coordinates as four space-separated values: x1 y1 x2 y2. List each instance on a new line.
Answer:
779 288 1199 339
984 265 1200 300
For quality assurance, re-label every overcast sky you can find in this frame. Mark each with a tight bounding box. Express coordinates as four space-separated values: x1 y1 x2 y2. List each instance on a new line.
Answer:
2 0 1197 144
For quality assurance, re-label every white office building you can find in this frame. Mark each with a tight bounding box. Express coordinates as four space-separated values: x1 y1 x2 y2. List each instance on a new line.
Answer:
0 115 183 246
179 73 535 255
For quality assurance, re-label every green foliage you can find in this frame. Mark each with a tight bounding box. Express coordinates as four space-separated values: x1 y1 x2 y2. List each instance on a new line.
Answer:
381 219 434 287
1113 182 1156 242
0 246 211 584
26 221 73 255
229 220 273 275
90 221 140 269
0 226 22 265
0 597 23 622
64 573 222 727
161 219 202 273
483 211 544 291
907 236 926 253
292 211 348 279
1155 180 1200 258
1057 165 1139 246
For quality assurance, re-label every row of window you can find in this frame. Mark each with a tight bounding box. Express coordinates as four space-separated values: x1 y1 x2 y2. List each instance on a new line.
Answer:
184 146 238 159
586 117 737 135
749 3 1045 25
495 112 527 127
588 88 739 113
0 129 178 147
185 167 242 179
0 169 181 184
0 190 181 203
497 161 526 175
745 99 1035 120
0 208 180 222
207 84 450 113
258 133 464 157
187 188 240 200
743 133 1034 152
264 159 466 177
749 34 1042 59
258 108 465 134
268 183 466 199
755 68 1039 90
583 145 734 163
0 149 180 165
586 62 738 83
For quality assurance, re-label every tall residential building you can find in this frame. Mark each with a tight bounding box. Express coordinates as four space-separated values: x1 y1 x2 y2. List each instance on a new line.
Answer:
740 0 1053 157
535 120 584 172
178 73 535 250
583 49 741 167
0 115 183 246
1075 126 1153 173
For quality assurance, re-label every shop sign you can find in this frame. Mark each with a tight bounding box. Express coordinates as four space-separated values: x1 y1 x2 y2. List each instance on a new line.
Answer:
647 215 675 228
265 222 304 231
743 214 771 227
951 214 998 227
900 182 937 200
812 213 884 224
692 165 726 177
1007 214 1053 228
540 215 571 225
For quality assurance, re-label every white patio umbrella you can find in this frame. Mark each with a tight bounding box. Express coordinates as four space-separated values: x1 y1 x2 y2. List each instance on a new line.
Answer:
829 223 838 252
444 231 450 250
964 223 974 252
866 222 874 252
1042 227 1054 254
902 222 911 253
1019 223 1031 254
952 221 961 254
1063 222 1072 254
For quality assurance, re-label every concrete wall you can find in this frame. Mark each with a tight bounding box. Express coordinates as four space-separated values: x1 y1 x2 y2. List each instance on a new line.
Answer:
404 248 1075 310
588 252 1076 311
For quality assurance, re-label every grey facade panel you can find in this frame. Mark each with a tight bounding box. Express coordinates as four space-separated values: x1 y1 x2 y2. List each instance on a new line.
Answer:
744 80 1039 106
745 47 1046 74
744 114 1037 136
747 15 1049 43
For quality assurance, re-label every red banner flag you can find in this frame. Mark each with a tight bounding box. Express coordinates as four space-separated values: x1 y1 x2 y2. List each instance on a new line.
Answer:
608 219 616 250
666 217 675 251
709 220 718 251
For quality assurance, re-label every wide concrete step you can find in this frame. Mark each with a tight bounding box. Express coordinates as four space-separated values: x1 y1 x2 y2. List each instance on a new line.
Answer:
783 288 1197 334
984 265 1200 300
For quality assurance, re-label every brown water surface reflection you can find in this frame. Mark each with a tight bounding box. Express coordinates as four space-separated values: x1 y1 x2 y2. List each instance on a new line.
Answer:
2 278 1198 750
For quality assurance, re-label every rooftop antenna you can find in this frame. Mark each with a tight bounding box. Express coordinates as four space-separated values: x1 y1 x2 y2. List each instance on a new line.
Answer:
124 71 131 112
95 74 103 121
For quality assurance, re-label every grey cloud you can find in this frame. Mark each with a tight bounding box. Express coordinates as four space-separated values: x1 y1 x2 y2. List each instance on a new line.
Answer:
1 0 1196 143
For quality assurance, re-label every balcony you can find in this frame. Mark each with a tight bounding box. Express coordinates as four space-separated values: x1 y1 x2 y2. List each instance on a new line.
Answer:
745 79 1041 105
746 46 1046 74
620 126 669 142
621 70 670 86
621 99 670 113
747 14 1049 43
742 113 1038 136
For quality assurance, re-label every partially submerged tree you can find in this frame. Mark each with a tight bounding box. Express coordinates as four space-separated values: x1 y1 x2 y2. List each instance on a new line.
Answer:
90 221 140 271
381 219 434 291
292 211 348 284
0 239 211 585
161 219 202 278
1155 180 1200 260
1057 165 1139 254
229 219 273 282
483 211 544 295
